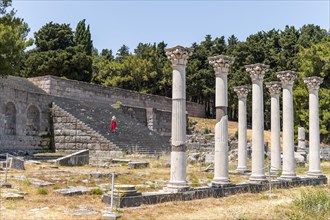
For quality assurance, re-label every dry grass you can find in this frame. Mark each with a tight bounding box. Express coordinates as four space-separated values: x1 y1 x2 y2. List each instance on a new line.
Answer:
121 185 329 220
1 159 328 220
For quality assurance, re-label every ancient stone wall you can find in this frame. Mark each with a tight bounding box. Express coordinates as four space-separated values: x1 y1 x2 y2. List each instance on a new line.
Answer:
28 75 205 117
122 106 171 136
0 76 52 154
52 103 121 163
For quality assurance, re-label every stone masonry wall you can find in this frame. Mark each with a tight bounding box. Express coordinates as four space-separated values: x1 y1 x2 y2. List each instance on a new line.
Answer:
0 76 52 154
52 103 122 163
121 106 171 136
28 75 205 117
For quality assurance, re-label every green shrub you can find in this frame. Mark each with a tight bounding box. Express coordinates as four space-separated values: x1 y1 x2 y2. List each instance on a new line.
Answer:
37 188 48 195
90 188 103 195
52 184 61 190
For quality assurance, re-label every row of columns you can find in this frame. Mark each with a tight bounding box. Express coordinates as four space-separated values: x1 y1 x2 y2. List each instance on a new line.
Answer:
165 45 324 191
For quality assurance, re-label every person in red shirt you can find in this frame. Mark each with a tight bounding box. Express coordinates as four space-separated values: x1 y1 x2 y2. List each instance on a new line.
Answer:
110 116 117 133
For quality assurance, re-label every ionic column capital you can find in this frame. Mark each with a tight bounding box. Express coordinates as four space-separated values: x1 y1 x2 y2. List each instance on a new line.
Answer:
245 63 269 82
234 86 250 99
265 82 282 96
208 55 235 76
304 76 323 92
277 70 297 88
165 45 193 66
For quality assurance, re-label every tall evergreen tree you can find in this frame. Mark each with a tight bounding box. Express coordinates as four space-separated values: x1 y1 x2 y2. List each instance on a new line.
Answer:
74 19 93 55
22 22 92 82
116 44 130 61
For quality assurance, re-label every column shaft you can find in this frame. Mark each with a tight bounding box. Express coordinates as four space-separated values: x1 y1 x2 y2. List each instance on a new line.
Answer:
169 65 187 187
209 55 234 186
165 45 192 191
308 91 322 175
250 80 266 180
270 94 281 174
281 86 296 178
237 97 248 172
213 73 229 183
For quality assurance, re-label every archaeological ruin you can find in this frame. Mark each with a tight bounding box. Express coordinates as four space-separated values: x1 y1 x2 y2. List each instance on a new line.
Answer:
0 45 328 209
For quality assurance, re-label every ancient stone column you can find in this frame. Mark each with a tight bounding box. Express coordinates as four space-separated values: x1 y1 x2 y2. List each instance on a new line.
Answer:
297 127 306 151
277 70 298 180
304 76 324 177
208 55 234 186
234 86 249 173
265 82 282 175
245 63 269 182
165 45 193 191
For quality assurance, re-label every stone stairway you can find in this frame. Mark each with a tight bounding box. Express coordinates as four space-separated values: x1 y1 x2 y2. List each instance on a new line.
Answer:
53 97 170 155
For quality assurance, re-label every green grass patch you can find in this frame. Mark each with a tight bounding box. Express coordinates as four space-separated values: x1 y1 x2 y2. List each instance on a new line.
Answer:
90 188 103 195
284 188 330 220
37 188 48 195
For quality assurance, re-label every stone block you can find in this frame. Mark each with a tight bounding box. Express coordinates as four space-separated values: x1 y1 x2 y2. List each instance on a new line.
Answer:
55 186 96 196
128 161 149 169
9 157 25 170
102 185 142 208
56 149 89 166
1 192 24 200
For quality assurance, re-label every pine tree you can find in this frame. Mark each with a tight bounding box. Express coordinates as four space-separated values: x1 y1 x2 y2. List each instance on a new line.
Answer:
74 19 93 55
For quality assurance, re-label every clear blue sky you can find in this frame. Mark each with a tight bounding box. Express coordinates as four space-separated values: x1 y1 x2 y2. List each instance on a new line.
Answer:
12 0 330 53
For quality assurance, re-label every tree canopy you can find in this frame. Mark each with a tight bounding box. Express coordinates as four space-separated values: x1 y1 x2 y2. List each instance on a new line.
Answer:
21 20 93 82
0 0 32 76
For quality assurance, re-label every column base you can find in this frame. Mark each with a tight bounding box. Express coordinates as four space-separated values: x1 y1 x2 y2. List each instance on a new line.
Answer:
307 171 324 178
211 181 234 188
211 177 232 188
278 174 300 182
164 181 190 193
249 174 267 183
270 168 280 176
236 167 249 174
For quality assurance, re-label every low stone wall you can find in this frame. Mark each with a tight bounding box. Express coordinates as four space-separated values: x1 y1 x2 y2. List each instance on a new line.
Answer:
52 103 121 163
0 135 51 154
28 75 205 117
102 176 328 208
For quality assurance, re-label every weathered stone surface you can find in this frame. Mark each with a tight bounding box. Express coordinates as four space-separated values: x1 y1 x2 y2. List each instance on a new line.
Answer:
102 212 121 220
29 178 54 187
9 157 25 170
71 209 98 216
55 186 99 196
111 158 131 164
55 149 89 166
205 152 214 164
13 176 54 187
89 172 117 179
294 152 306 165
102 185 142 208
1 192 24 200
127 161 149 169
0 76 51 153
320 146 330 161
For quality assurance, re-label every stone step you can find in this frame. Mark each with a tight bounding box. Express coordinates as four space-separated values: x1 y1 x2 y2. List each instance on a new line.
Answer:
53 97 170 155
